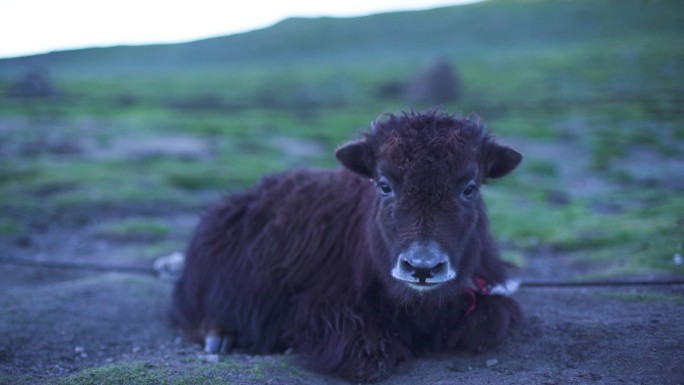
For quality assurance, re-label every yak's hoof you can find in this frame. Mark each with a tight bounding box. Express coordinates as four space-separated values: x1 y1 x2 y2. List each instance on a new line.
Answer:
204 332 233 354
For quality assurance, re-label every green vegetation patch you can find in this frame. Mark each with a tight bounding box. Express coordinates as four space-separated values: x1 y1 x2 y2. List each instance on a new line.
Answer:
95 218 171 241
55 358 307 385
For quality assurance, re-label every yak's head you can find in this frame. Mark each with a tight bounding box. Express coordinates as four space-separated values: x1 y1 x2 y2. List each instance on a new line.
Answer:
336 111 521 301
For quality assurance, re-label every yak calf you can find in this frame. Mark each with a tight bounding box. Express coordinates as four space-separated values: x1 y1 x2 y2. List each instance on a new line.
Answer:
172 110 523 382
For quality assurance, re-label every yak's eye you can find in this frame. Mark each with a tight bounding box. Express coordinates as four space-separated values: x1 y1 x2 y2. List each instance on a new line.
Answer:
461 181 478 200
377 181 393 197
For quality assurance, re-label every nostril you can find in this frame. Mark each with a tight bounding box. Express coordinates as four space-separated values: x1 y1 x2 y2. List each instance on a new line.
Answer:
393 242 455 285
431 262 445 275
401 260 426 279
401 259 415 273
401 259 442 282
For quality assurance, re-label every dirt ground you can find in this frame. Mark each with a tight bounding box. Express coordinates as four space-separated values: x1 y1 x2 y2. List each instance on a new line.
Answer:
1 232 683 385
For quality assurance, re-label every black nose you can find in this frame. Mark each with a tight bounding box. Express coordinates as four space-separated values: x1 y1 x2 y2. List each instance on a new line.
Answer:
400 258 446 283
391 240 456 286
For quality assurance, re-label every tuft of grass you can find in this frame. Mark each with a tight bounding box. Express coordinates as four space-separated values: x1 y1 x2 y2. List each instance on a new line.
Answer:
57 363 161 385
166 171 224 191
0 218 21 235
56 362 236 385
55 359 306 385
525 159 559 177
501 249 527 268
95 218 171 240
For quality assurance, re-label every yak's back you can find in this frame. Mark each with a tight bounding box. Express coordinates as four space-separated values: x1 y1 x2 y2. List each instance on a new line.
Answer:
188 167 371 292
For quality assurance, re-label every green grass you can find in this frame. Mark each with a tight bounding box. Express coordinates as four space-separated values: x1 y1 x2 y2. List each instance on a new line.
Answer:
53 358 309 385
0 217 21 235
56 362 232 385
95 218 171 240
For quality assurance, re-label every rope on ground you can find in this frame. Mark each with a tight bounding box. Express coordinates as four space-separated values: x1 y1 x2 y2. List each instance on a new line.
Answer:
520 279 684 288
2 256 684 287
0 256 157 276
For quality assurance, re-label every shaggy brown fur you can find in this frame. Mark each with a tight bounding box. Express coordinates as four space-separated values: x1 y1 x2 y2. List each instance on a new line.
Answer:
172 110 523 382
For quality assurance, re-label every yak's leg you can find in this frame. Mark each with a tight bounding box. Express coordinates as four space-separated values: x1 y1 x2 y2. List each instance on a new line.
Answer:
341 330 410 382
301 312 411 382
451 294 522 352
204 328 233 354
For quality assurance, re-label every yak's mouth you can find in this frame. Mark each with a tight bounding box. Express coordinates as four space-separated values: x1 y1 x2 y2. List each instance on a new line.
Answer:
392 271 457 291
404 281 444 291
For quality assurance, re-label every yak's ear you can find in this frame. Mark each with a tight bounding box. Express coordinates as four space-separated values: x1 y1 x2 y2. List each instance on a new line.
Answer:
335 139 374 178
484 141 522 179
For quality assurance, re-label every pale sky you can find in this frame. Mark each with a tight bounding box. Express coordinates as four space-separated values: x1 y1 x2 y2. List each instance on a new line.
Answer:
0 0 484 59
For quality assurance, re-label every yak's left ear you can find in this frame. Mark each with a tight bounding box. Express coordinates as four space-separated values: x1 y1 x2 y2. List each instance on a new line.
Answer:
484 141 522 179
335 139 375 178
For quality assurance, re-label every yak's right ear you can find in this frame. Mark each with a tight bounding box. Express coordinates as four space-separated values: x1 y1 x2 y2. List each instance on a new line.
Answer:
335 139 374 178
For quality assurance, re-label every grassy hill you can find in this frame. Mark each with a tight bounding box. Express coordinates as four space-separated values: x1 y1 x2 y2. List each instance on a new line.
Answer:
0 0 682 77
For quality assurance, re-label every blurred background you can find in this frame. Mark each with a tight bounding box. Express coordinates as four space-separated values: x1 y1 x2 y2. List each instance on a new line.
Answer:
0 0 682 282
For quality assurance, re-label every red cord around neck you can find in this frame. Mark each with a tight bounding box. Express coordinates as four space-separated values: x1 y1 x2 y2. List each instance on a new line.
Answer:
465 276 490 316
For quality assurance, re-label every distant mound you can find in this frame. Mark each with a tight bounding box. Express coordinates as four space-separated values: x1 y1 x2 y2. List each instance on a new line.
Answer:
7 70 59 99
405 60 461 104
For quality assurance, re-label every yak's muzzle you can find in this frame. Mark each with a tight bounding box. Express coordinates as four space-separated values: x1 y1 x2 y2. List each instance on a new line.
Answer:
391 240 457 291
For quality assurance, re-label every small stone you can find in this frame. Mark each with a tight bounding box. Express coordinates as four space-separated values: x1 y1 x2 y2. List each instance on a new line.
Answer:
486 358 498 367
132 346 141 354
74 346 85 354
673 253 683 265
